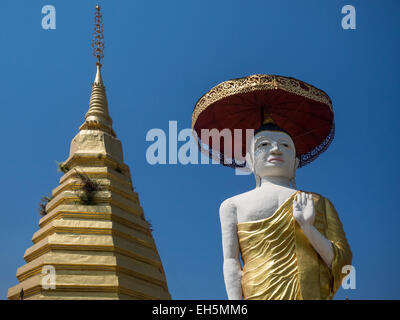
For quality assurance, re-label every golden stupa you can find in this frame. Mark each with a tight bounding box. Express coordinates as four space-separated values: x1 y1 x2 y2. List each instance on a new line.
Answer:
7 6 171 300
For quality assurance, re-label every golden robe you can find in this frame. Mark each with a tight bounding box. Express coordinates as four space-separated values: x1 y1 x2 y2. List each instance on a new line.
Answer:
237 191 352 300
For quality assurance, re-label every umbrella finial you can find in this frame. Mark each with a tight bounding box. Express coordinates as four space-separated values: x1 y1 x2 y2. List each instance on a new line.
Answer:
262 112 275 125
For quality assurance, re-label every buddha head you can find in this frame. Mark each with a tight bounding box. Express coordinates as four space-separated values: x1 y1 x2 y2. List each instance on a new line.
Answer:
246 122 299 188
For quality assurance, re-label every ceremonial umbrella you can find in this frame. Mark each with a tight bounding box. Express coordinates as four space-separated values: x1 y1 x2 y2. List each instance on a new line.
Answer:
192 74 335 168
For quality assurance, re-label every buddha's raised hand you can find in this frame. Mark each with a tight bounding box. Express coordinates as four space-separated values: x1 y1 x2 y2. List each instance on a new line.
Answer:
293 192 315 227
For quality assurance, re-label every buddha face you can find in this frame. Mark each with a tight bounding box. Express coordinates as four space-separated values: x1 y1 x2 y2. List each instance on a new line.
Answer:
250 130 297 180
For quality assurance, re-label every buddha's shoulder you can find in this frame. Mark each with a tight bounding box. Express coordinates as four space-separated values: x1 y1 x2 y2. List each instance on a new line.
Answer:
219 189 256 213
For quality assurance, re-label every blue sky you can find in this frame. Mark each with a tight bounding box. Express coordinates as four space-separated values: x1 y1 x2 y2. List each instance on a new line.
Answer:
0 0 399 299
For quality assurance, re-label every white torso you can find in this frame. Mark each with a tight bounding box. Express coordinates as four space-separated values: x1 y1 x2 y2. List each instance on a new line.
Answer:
230 184 297 223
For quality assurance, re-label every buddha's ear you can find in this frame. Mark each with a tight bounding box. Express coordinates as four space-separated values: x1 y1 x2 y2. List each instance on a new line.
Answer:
292 157 299 179
246 151 261 187
245 152 254 173
294 157 300 170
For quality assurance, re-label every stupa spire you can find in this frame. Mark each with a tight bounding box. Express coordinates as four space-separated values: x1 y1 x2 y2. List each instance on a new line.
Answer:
80 5 115 137
92 5 104 65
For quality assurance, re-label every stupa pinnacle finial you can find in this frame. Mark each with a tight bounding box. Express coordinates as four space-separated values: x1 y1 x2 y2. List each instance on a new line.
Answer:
80 5 116 137
92 5 104 65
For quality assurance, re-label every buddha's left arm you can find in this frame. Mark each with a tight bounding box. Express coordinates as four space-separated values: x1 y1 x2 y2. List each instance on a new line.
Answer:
294 193 352 293
299 222 335 269
294 192 335 268
300 198 352 271
323 198 353 293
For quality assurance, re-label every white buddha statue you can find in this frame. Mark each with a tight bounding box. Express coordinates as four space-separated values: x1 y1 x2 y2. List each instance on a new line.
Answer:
219 123 352 300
